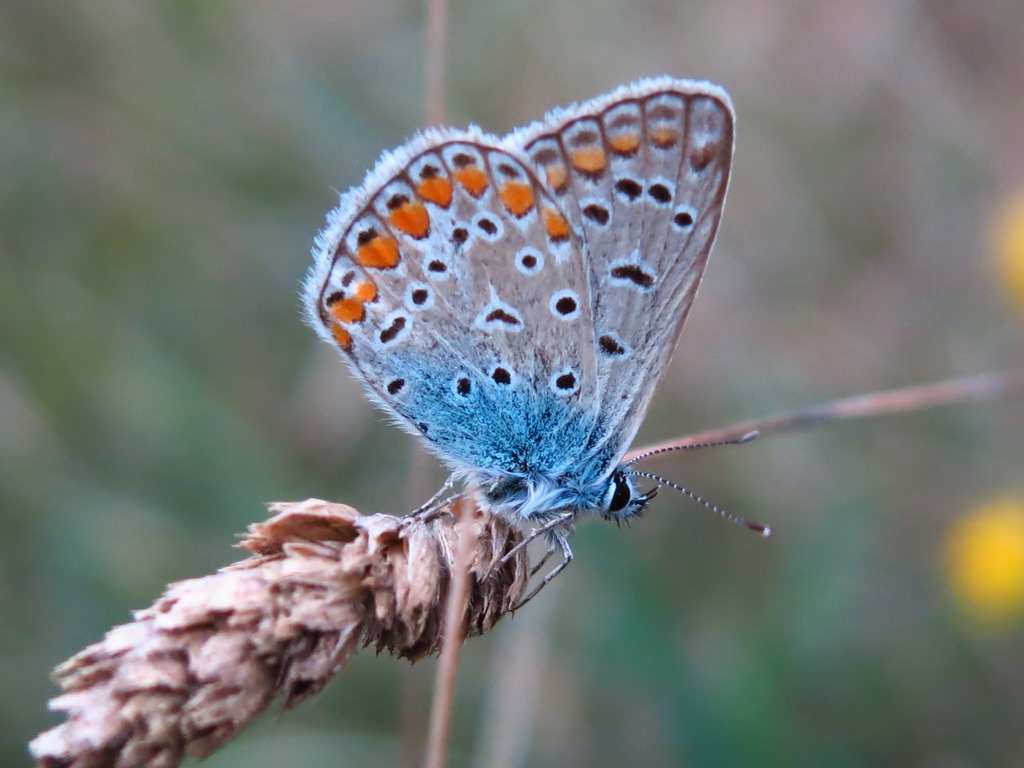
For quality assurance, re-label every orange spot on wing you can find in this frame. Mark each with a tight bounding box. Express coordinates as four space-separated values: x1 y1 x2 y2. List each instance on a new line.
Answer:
389 201 430 239
454 166 488 197
545 165 568 192
331 325 352 350
356 235 400 269
650 127 679 148
570 147 606 174
330 298 366 324
416 177 453 207
609 134 641 154
689 141 718 170
353 281 377 303
499 181 534 217
543 207 570 241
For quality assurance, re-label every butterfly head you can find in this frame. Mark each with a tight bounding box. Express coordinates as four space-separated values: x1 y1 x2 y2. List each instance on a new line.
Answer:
470 462 658 525
601 468 658 523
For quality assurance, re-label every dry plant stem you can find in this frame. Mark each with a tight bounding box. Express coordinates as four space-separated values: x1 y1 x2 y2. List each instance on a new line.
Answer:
399 447 438 765
30 500 528 768
626 369 1024 461
425 0 447 125
425 498 480 768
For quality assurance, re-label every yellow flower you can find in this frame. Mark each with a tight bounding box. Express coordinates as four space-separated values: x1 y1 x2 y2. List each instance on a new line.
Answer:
947 497 1024 622
992 191 1024 307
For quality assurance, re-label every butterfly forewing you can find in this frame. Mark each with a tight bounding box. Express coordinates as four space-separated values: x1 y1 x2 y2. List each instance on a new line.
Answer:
512 79 734 459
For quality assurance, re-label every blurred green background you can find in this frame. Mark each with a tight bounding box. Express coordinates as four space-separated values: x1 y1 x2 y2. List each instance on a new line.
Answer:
4 1 1024 766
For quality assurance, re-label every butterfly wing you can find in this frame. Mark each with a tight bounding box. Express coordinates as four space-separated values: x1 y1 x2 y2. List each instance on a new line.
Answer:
511 78 734 462
304 130 601 477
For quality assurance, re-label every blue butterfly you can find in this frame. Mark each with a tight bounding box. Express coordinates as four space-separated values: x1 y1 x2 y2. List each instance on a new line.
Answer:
304 77 734 586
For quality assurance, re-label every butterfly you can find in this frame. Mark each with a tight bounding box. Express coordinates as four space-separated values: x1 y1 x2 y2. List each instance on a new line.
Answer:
303 77 734 581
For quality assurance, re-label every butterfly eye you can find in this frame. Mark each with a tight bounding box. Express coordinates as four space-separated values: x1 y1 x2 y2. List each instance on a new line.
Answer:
607 472 633 513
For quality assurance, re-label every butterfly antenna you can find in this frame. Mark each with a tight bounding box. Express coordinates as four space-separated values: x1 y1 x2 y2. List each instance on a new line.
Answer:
627 469 773 537
624 430 758 467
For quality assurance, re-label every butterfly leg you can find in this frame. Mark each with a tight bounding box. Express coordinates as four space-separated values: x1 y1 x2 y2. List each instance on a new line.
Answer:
406 474 458 524
496 511 574 574
528 541 558 579
512 526 574 610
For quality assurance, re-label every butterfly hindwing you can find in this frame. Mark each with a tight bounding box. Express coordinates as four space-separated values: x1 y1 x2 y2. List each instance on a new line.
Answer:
305 131 600 476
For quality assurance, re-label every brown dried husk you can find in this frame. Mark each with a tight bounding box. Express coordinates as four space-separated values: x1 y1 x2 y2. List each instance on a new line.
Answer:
30 499 528 768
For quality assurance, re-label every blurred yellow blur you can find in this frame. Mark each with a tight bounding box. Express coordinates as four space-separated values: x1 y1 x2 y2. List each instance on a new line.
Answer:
948 497 1024 623
993 191 1024 309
